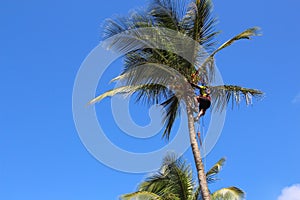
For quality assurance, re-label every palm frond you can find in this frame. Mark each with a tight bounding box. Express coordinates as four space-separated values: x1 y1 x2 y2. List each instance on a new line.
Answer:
182 0 218 51
104 26 193 74
88 84 169 106
195 27 261 80
149 0 185 31
103 27 163 57
120 191 163 200
103 13 178 60
210 85 264 111
134 84 170 105
112 62 182 87
88 85 145 105
211 187 245 200
211 27 261 57
206 158 226 183
120 35 196 82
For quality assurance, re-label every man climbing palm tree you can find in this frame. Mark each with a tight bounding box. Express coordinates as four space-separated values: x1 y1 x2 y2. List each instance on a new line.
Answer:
194 85 211 122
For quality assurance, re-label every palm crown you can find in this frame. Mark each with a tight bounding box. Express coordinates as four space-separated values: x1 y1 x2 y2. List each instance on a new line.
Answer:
121 154 245 200
89 0 263 139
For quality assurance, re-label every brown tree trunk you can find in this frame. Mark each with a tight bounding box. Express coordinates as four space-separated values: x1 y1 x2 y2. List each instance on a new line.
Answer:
186 106 211 200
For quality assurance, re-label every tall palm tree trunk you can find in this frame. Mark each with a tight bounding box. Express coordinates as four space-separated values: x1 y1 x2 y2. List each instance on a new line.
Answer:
186 105 211 200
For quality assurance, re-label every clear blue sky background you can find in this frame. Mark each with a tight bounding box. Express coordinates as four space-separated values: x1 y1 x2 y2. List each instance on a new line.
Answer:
1 0 300 199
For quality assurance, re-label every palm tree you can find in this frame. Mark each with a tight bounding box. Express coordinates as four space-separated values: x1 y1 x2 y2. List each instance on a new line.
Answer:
120 154 245 200
89 0 263 199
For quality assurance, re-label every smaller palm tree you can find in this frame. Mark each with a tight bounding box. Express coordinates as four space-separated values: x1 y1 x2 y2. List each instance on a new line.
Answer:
120 154 245 200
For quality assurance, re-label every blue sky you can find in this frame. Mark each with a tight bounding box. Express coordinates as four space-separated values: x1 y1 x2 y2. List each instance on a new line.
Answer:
1 0 300 199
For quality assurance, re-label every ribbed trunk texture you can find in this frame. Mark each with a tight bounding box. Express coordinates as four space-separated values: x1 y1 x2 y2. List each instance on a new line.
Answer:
186 106 211 200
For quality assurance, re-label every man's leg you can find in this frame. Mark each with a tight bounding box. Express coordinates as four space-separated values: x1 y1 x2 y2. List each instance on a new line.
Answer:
194 109 204 121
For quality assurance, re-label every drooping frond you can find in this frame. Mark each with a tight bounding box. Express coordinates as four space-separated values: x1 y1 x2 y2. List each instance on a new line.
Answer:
210 85 264 111
211 187 245 200
120 191 163 200
161 95 180 140
206 158 226 183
